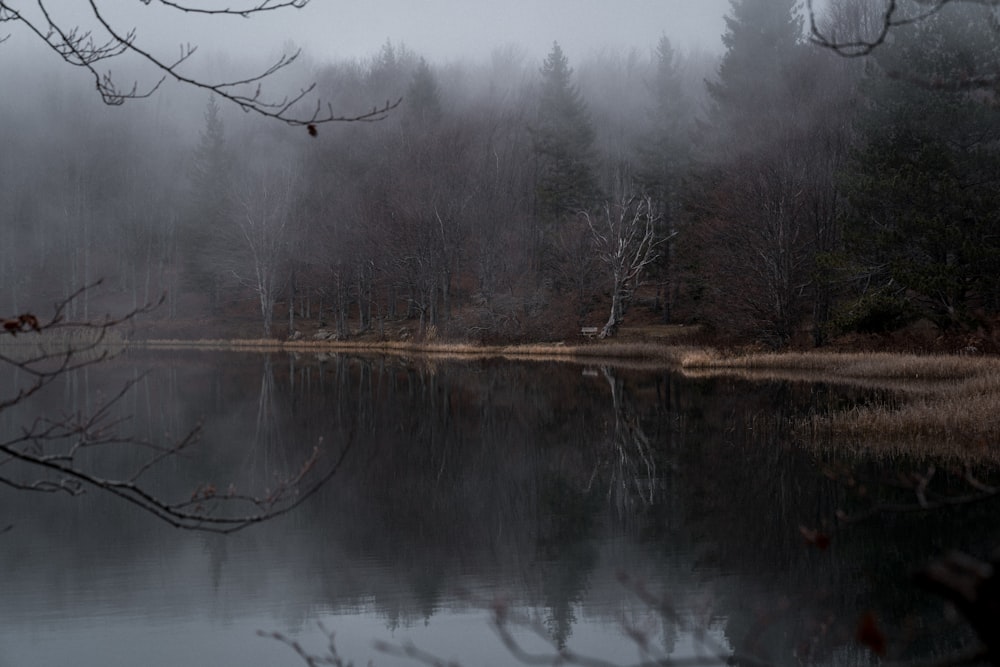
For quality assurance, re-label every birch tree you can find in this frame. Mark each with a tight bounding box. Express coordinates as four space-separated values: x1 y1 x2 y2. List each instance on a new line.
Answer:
228 162 300 338
583 196 664 338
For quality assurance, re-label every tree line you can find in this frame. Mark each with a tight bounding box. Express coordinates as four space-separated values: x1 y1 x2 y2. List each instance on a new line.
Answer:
2 0 999 347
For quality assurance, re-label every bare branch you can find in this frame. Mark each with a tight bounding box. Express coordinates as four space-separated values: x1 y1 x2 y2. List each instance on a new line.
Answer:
808 0 1000 59
0 1 402 125
1 283 350 533
582 196 666 338
149 0 311 17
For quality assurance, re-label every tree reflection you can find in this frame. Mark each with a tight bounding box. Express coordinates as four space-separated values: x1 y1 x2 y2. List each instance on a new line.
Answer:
594 366 658 514
247 354 288 486
8 351 997 665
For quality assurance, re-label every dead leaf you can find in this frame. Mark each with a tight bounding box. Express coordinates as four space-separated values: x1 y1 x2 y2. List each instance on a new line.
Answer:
856 611 887 657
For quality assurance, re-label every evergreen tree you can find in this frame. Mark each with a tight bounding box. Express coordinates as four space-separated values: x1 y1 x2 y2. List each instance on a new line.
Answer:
686 0 836 345
533 42 599 220
191 96 231 220
405 58 442 127
837 5 1000 331
704 0 805 155
183 96 233 310
636 35 693 323
637 36 690 201
368 39 416 103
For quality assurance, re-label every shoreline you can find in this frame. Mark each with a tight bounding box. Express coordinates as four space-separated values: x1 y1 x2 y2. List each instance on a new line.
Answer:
133 336 999 380
130 337 1000 453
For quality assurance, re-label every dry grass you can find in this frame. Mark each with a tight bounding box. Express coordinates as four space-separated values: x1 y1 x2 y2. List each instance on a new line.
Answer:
678 348 1000 459
679 348 993 380
802 377 1000 463
139 336 704 364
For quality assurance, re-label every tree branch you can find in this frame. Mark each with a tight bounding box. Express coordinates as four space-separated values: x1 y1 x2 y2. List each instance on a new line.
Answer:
1 283 350 533
0 1 401 125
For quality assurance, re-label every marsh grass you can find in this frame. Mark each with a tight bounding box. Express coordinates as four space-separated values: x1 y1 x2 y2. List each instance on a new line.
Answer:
679 349 1000 458
679 349 991 380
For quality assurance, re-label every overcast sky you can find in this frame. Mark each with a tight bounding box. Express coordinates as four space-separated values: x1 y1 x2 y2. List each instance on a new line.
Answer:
37 1 732 67
283 0 733 62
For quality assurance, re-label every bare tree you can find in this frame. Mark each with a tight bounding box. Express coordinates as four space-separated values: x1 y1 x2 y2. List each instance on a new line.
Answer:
582 196 665 339
597 367 657 514
0 283 347 533
0 1 399 127
228 161 301 338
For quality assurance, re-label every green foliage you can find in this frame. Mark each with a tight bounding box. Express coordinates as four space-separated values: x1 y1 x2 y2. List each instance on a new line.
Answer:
405 58 442 127
182 96 234 302
831 287 916 334
705 0 805 149
634 35 691 206
190 96 232 217
533 42 600 220
685 0 827 345
836 5 1000 330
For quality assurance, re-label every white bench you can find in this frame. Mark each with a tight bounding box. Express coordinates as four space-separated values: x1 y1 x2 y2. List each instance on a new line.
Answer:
580 327 600 339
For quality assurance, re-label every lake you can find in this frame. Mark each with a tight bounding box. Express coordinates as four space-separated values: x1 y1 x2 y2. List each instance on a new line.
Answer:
0 350 991 666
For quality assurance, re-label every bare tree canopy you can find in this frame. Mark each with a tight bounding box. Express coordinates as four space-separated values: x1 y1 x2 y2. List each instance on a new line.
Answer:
583 196 665 339
0 0 400 126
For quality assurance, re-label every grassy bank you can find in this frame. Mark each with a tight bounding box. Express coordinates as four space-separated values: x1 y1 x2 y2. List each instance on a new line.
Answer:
678 348 1000 460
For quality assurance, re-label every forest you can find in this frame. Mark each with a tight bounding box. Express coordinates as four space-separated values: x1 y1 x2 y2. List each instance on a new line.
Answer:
2 0 999 350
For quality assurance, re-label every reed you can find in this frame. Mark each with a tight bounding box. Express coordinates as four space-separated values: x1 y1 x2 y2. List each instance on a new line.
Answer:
679 349 1000 453
680 349 997 380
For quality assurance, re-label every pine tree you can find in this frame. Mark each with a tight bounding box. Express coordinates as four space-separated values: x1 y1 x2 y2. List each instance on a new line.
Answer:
637 36 690 203
636 35 693 323
687 0 826 345
191 96 231 220
533 42 599 220
183 96 233 310
405 58 442 127
837 5 1000 330
704 0 805 154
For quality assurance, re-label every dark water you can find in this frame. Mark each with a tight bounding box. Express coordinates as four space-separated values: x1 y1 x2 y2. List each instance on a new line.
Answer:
0 350 993 666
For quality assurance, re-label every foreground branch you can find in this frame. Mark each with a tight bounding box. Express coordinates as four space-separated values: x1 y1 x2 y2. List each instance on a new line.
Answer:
0 1 401 126
1 282 349 533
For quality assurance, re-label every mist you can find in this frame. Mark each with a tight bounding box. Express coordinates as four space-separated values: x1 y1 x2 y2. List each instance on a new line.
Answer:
4 4 1000 666
2 0 999 348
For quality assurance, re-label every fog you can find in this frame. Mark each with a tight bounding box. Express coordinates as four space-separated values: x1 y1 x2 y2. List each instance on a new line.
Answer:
3 4 1000 664
2 0 999 347
225 0 731 62
36 1 730 64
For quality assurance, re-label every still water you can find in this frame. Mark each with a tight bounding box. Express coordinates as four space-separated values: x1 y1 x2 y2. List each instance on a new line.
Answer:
0 350 993 666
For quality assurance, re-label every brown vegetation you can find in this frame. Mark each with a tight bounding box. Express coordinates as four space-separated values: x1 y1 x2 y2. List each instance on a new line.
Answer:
680 348 1000 462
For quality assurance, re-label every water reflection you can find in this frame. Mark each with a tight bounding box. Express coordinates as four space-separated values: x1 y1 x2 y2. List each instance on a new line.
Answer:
0 350 995 666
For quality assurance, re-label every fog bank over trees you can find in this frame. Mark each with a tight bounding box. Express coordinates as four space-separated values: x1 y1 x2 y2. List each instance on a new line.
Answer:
3 0 999 348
